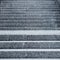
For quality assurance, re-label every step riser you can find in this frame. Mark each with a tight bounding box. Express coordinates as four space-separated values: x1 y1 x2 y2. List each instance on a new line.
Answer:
0 51 60 58
0 42 60 49
0 35 59 41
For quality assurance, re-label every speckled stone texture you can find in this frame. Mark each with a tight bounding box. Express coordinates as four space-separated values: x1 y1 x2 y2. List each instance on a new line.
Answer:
0 0 60 59
0 42 60 49
0 35 60 41
0 35 60 58
0 51 60 58
0 0 60 30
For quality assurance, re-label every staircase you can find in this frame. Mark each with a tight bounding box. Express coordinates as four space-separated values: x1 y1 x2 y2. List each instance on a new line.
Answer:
0 0 60 59
0 35 60 58
0 0 60 30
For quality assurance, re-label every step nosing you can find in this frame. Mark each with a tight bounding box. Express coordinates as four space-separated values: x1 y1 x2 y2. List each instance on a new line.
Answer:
0 30 59 35
0 49 60 51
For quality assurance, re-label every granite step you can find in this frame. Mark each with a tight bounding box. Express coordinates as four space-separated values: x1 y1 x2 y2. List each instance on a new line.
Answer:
0 0 60 30
0 35 60 41
0 42 60 49
0 51 60 58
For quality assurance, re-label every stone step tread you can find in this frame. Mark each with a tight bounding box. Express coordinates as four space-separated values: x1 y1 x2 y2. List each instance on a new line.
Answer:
0 27 58 30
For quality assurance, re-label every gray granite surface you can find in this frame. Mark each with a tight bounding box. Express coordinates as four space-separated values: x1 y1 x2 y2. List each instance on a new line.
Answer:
0 42 60 49
0 51 60 58
0 0 60 30
0 35 60 41
0 0 60 59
